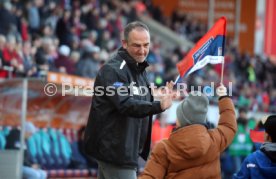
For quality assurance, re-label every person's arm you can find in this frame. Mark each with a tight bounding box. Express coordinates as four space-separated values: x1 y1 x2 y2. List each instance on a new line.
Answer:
210 85 237 151
139 141 169 179
98 66 172 118
233 156 250 179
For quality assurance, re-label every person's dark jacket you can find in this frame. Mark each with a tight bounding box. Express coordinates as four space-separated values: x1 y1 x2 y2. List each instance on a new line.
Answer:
5 128 21 150
233 142 276 179
84 47 163 168
0 6 17 35
55 17 73 47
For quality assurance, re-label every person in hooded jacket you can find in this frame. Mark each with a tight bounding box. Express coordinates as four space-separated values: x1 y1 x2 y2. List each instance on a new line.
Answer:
139 84 237 179
233 115 276 179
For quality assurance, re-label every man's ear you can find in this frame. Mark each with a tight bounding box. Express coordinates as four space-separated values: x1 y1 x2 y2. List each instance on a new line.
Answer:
122 40 127 49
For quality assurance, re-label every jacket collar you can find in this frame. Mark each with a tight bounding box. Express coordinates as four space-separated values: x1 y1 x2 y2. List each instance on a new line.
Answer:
117 47 149 73
172 122 209 133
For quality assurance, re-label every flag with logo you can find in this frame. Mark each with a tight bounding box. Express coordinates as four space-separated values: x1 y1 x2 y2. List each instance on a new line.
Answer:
177 17 227 78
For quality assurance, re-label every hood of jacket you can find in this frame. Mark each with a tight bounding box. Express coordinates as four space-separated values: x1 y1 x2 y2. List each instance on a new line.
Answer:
261 142 276 163
168 124 211 159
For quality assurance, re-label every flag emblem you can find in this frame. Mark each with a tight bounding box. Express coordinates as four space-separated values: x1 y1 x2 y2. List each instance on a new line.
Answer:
177 17 227 78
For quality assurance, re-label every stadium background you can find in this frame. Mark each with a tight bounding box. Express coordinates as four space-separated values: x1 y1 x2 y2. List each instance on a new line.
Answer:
0 0 275 178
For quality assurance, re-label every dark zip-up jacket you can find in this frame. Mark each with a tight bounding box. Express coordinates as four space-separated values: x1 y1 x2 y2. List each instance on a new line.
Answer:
84 47 163 168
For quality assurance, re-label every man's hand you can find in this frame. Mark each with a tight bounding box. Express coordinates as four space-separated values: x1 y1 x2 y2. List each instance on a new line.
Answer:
160 81 174 110
216 84 227 97
166 81 174 91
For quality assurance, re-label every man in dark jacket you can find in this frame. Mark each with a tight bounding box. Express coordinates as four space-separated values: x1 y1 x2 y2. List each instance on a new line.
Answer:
233 115 276 179
84 21 173 179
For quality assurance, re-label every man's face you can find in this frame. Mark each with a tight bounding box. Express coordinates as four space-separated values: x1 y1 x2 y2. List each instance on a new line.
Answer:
122 28 150 63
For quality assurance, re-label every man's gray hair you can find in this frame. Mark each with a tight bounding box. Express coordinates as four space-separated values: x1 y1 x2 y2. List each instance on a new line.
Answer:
123 21 149 41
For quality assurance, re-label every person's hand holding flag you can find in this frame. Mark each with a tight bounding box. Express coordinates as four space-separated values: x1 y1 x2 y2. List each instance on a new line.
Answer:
216 84 227 97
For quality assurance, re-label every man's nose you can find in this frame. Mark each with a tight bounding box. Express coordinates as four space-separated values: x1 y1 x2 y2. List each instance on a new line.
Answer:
138 46 145 54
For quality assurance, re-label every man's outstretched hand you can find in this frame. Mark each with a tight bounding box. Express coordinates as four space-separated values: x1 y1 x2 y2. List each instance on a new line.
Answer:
160 81 174 110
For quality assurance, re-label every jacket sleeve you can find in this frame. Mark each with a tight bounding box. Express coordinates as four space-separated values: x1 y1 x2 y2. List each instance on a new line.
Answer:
209 97 237 152
97 65 163 118
139 141 169 179
233 156 250 179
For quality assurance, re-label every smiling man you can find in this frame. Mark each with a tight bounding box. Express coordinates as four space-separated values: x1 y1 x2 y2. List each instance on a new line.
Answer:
122 23 150 63
84 21 173 179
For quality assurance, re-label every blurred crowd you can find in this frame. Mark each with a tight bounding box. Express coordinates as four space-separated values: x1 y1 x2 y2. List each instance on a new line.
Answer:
0 0 276 112
0 0 142 79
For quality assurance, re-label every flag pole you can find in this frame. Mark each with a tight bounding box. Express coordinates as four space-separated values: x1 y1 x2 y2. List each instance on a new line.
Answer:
174 75 180 85
220 58 225 84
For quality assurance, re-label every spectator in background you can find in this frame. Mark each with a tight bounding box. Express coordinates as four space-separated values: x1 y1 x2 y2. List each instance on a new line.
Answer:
5 122 47 179
233 115 276 179
220 148 235 179
26 0 42 34
34 50 49 77
87 30 98 47
35 37 58 76
55 45 75 74
139 85 237 179
22 41 37 77
55 9 73 47
1 35 23 77
163 53 179 82
75 45 101 78
70 35 80 52
70 51 80 67
99 30 111 51
0 35 6 69
43 2 59 32
71 9 86 38
0 1 17 35
41 24 55 39
229 108 253 173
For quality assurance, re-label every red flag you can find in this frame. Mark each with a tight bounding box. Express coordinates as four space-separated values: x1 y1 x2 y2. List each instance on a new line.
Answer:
177 17 227 77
